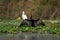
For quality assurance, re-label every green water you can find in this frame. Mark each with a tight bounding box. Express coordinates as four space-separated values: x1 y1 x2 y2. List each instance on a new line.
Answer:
0 32 60 40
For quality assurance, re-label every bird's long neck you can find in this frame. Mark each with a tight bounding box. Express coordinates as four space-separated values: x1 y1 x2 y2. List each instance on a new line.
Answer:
23 13 24 15
30 14 33 20
30 14 35 26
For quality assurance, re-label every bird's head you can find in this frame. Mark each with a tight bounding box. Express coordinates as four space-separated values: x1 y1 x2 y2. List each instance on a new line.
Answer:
22 11 25 15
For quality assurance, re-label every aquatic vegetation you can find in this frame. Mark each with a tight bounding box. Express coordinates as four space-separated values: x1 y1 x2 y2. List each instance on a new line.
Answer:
0 20 60 35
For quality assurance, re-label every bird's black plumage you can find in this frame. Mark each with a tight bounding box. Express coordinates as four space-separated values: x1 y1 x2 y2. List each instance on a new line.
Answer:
19 15 45 27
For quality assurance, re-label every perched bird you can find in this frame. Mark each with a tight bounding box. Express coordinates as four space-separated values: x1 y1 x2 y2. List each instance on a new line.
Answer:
19 14 45 27
22 11 28 20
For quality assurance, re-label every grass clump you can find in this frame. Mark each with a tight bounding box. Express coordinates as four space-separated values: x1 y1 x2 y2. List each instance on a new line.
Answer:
0 20 60 35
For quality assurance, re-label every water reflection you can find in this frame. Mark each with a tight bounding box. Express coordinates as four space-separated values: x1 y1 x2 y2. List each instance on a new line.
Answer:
0 32 60 40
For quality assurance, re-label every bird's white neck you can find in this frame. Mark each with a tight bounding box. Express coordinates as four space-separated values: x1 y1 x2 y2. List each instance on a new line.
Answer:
23 13 24 15
22 11 28 20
